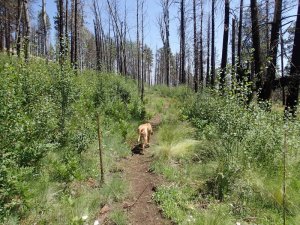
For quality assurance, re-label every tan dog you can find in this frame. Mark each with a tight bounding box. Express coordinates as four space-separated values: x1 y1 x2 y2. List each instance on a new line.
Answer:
137 123 153 154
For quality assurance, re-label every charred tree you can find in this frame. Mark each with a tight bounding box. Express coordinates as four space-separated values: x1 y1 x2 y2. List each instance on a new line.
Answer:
285 1 300 116
259 0 282 101
210 0 216 87
236 0 244 82
250 0 262 91
193 0 198 92
23 0 30 62
179 0 186 84
206 14 211 86
220 0 230 91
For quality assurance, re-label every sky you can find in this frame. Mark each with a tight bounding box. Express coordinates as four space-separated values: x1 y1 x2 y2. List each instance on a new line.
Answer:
32 0 297 65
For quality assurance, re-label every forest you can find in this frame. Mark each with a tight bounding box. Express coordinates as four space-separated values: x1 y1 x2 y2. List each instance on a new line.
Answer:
0 0 299 224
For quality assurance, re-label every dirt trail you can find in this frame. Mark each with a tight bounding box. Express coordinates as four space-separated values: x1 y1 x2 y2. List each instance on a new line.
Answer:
99 114 171 225
122 114 170 225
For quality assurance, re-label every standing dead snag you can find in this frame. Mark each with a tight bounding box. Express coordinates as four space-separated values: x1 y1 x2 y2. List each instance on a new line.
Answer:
97 114 104 185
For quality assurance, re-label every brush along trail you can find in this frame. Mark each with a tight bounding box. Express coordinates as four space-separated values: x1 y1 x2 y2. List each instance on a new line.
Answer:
98 114 171 225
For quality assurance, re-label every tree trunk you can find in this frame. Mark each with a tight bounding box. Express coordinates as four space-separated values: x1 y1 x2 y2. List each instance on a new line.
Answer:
250 0 262 90
232 18 236 74
193 0 198 92
199 1 204 89
58 0 64 65
280 26 285 105
166 0 170 86
137 0 140 89
220 0 230 91
65 0 69 52
237 0 244 82
16 0 23 57
141 0 144 102
206 14 210 86
74 0 78 69
285 1 300 116
179 0 186 84
259 0 282 101
23 0 30 62
210 0 216 87
42 0 48 58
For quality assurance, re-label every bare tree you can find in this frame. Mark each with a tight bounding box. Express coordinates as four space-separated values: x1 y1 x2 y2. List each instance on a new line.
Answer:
199 1 204 89
23 0 30 62
259 0 283 101
193 0 198 92
250 0 262 91
158 0 171 86
179 0 186 84
206 13 211 86
210 0 216 87
236 0 243 82
285 1 300 116
220 0 230 91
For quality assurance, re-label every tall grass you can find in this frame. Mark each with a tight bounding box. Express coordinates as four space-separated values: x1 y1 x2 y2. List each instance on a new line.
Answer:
151 87 300 224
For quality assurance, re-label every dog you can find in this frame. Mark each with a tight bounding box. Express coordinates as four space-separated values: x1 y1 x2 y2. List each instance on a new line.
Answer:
137 123 153 154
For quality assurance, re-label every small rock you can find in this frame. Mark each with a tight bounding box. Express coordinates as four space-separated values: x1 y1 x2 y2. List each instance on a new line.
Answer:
100 205 110 214
123 201 131 208
94 220 100 225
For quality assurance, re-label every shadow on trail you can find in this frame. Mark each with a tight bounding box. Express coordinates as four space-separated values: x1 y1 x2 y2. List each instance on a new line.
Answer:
131 144 151 155
131 144 144 155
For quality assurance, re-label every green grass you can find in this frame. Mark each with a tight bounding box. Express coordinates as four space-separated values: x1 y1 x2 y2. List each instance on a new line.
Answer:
147 87 300 225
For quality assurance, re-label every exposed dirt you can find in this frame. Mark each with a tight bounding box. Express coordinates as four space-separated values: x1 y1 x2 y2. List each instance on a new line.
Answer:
97 115 171 225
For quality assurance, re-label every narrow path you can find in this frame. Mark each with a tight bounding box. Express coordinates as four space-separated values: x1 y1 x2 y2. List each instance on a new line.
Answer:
121 114 170 225
98 114 171 225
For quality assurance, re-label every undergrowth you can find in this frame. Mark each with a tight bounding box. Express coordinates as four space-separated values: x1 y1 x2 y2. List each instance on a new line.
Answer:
150 86 300 224
0 54 143 224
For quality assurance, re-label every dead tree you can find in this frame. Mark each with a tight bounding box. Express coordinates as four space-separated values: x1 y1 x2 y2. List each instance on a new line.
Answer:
199 1 204 89
210 0 216 87
179 0 186 84
23 0 30 62
158 0 171 86
206 14 211 86
285 1 300 116
250 0 262 91
193 0 198 92
259 0 283 101
220 0 230 91
236 0 243 82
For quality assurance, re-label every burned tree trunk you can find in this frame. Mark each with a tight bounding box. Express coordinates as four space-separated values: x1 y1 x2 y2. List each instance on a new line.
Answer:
220 0 230 91
210 0 216 87
23 0 30 62
259 0 282 101
250 0 262 91
285 1 300 116
193 0 198 92
237 0 244 82
179 0 186 84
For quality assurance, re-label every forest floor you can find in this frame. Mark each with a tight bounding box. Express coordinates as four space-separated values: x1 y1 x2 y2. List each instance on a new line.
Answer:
95 114 171 225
